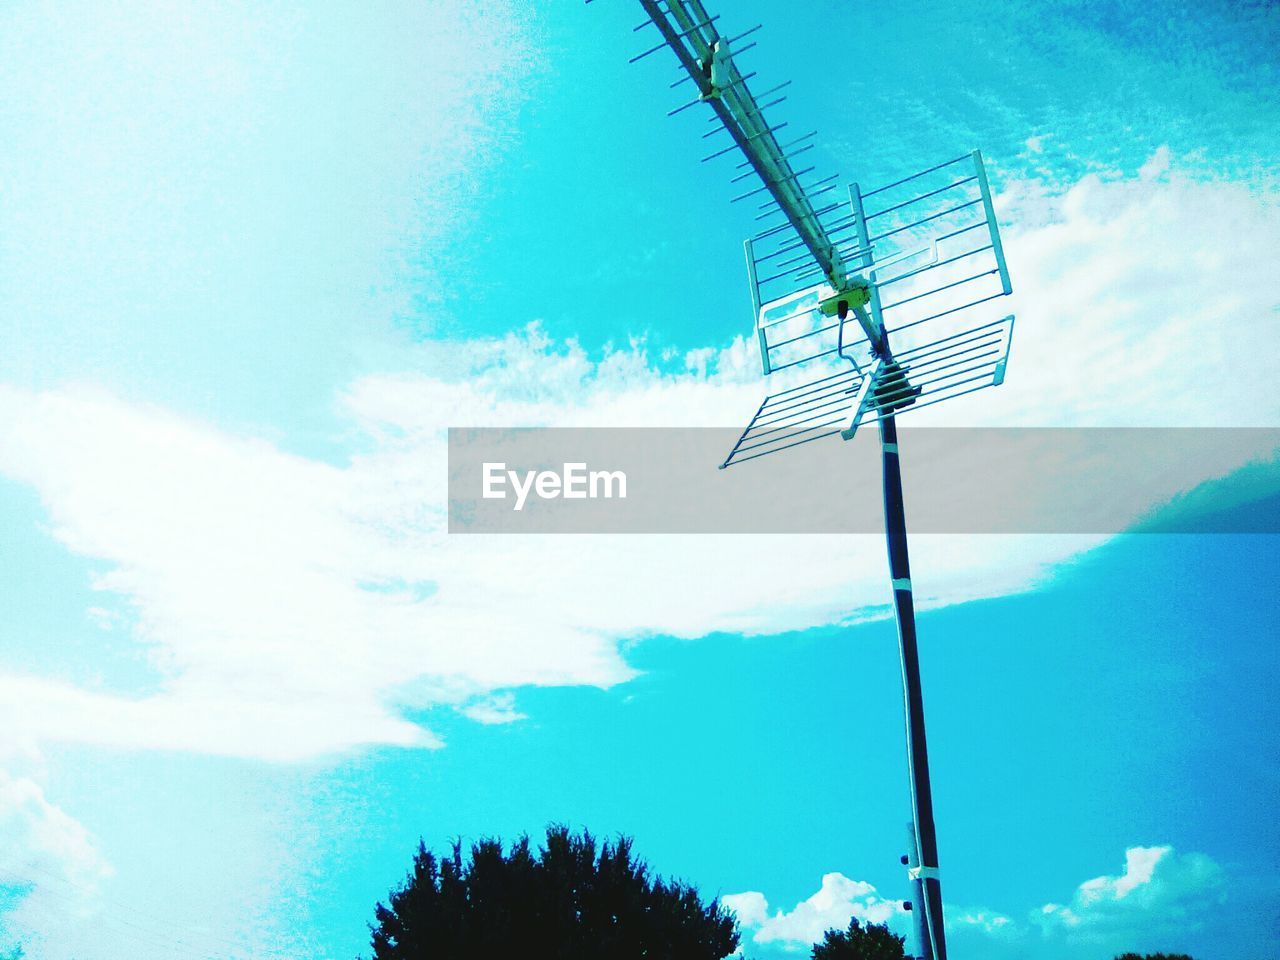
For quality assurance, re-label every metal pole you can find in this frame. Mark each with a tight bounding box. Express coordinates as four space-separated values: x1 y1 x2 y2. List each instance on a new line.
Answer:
878 415 948 960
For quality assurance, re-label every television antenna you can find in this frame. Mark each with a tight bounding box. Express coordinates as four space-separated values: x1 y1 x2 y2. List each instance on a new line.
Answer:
604 2 1016 958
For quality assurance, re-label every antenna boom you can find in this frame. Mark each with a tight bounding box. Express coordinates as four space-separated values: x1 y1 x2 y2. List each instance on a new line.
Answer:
638 0 883 348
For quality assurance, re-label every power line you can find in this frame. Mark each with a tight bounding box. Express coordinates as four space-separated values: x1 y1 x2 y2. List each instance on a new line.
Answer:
0 863 251 960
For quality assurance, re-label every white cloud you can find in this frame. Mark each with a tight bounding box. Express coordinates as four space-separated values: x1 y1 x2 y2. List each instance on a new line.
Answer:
1036 845 1225 937
725 873 905 950
0 157 1276 761
721 890 770 929
980 167 1280 429
724 875 1018 953
1139 146 1173 181
0 769 111 947
460 692 527 725
949 907 1017 937
726 845 1225 957
952 906 1018 942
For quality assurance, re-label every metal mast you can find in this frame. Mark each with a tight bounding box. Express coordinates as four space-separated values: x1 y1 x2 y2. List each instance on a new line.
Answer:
881 414 947 960
615 3 1017 957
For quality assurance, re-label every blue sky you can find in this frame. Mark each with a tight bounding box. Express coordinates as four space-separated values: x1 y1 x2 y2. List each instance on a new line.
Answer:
0 1 1278 959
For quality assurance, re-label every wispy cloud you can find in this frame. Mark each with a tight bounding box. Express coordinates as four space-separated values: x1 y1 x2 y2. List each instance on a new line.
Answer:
0 0 540 415
459 692 528 726
0 157 1276 761
0 378 1100 760
0 770 111 951
949 907 1018 937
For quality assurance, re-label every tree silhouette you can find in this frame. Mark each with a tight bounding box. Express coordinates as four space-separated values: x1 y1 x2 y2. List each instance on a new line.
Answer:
368 825 739 959
811 918 906 960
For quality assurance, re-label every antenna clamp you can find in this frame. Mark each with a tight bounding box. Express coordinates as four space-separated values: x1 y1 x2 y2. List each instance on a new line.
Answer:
818 277 871 318
699 40 733 100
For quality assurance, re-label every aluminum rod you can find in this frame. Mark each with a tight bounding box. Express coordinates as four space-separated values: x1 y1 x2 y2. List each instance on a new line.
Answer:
761 365 860 400
879 267 997 311
861 153 971 198
758 374 860 414
719 424 843 468
766 319 839 351
750 384 862 430
875 244 995 291
885 291 1010 334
